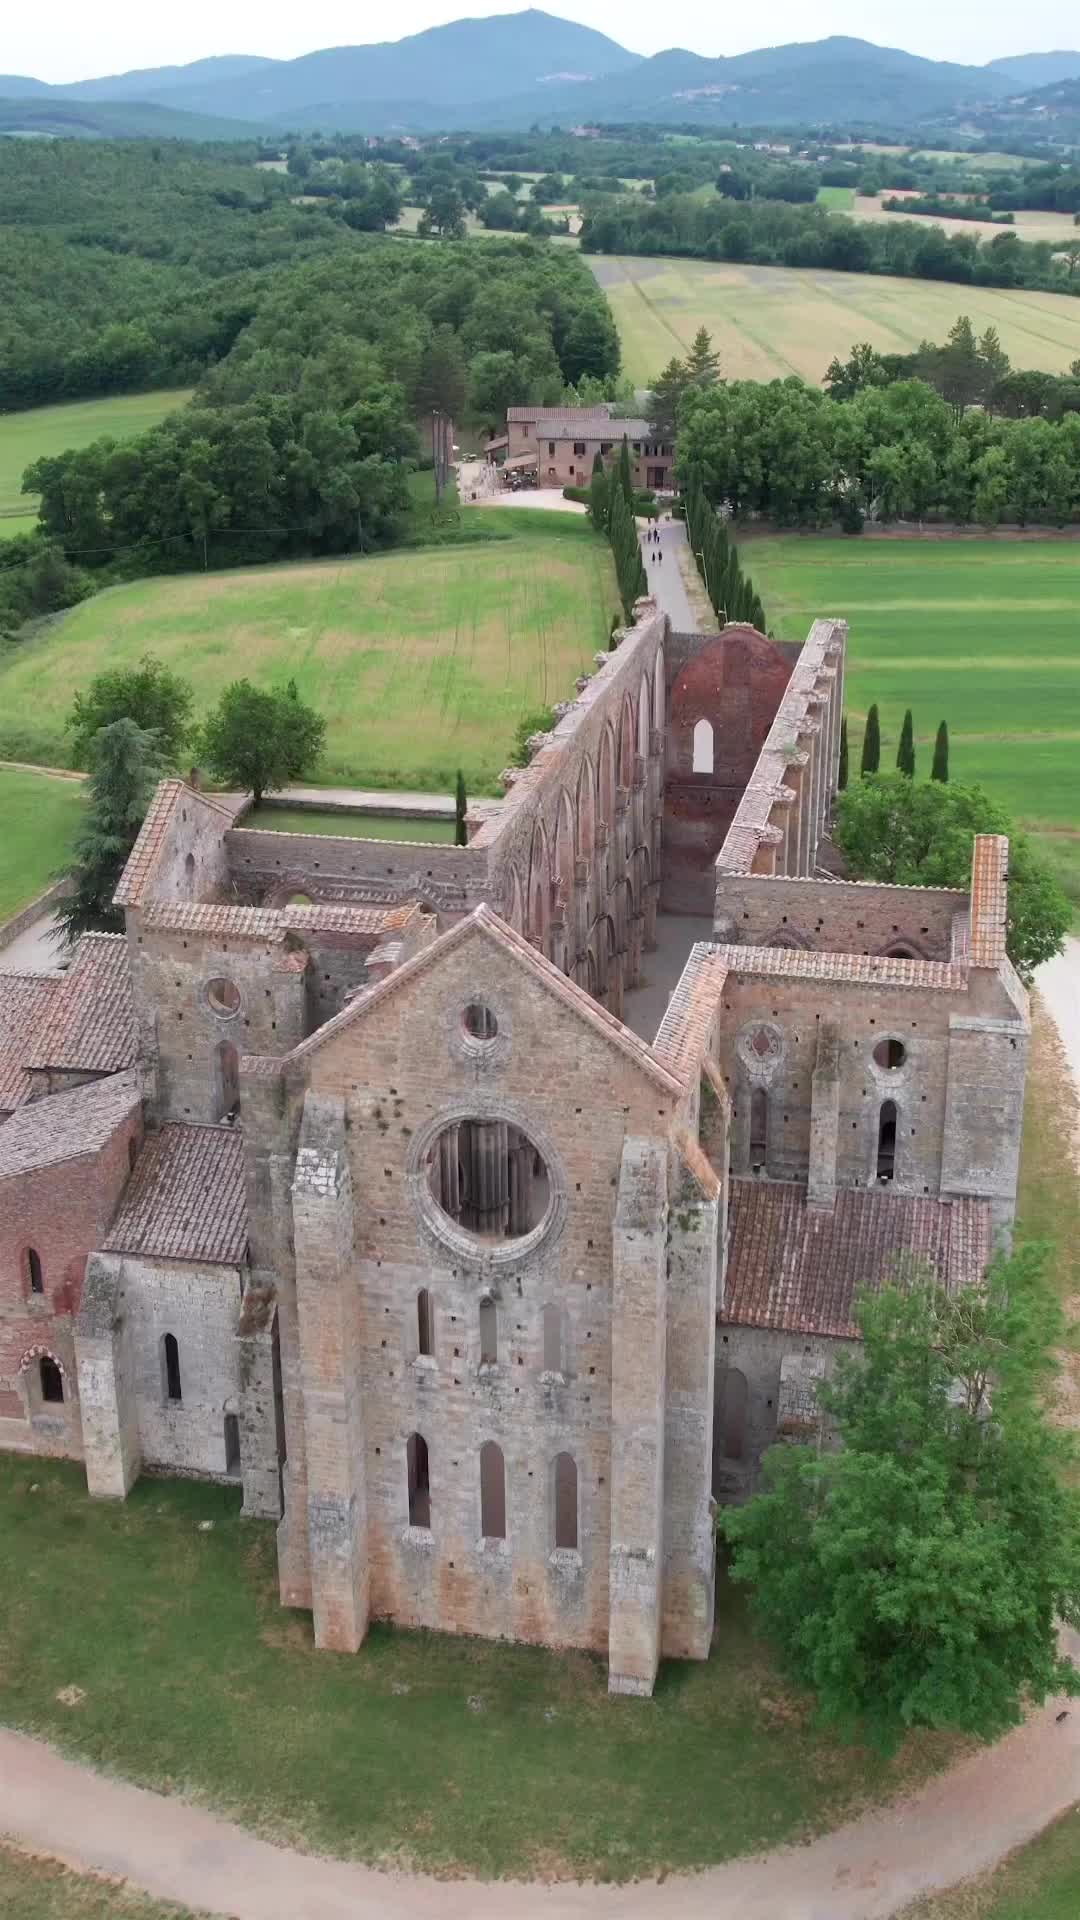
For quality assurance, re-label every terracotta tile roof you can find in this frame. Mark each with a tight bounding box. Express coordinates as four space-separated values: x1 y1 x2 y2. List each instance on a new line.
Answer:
547 418 659 442
0 1069 141 1179
283 903 419 937
716 944 967 991
103 1123 247 1266
140 900 417 944
25 933 136 1074
969 834 1009 968
0 972 62 1112
724 1180 991 1339
674 1126 722 1199
288 905 684 1098
506 405 612 423
652 944 729 1077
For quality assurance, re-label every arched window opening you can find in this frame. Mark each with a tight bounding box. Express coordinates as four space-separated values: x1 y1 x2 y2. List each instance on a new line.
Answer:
184 852 195 885
692 717 714 774
554 1452 578 1550
877 1101 898 1183
39 1357 64 1405
224 1412 241 1477
749 1089 768 1165
163 1333 182 1403
479 1297 498 1366
417 1288 434 1359
721 1368 748 1461
542 1304 562 1375
127 1137 138 1174
407 1432 430 1528
884 943 917 960
214 1039 239 1122
425 1119 550 1244
873 1037 906 1071
480 1440 506 1540
27 1248 43 1295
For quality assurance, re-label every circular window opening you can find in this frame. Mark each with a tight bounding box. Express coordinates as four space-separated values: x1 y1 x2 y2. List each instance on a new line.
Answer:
425 1118 549 1245
873 1037 906 1071
462 1002 498 1043
205 977 241 1018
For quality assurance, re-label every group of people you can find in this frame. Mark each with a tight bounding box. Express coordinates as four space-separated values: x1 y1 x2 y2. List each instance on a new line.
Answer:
645 523 664 564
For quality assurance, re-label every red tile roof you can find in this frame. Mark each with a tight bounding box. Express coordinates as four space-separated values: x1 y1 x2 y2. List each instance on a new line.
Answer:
103 1123 247 1266
0 971 62 1113
717 944 967 991
652 943 729 1077
724 1179 991 1339
25 933 136 1074
968 834 1009 969
0 1069 141 1179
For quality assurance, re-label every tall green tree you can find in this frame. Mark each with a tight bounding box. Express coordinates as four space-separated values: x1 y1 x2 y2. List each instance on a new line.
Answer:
684 326 721 389
834 772 1069 979
860 704 881 777
56 719 162 943
838 716 849 790
455 769 468 847
722 1248 1080 1754
587 449 610 534
200 679 326 808
648 356 690 440
616 435 634 511
68 654 193 770
932 720 950 782
896 708 915 777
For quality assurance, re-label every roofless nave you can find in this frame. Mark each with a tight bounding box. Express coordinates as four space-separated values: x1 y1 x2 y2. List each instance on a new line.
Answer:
0 598 1027 1696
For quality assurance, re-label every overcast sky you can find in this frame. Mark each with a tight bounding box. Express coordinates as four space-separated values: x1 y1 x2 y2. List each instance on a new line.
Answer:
11 0 1079 85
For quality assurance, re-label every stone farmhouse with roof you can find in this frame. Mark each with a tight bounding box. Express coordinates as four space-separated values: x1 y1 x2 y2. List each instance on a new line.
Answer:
0 598 1027 1697
495 405 675 492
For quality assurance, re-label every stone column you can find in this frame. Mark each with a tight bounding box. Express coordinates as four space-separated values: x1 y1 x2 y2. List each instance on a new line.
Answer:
609 1138 668 1697
808 1023 841 1209
463 1119 509 1236
662 1140 720 1664
75 1254 141 1499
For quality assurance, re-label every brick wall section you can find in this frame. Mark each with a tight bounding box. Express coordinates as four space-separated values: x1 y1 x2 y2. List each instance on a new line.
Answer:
1 1104 142 1460
225 829 488 918
713 874 969 961
663 626 795 915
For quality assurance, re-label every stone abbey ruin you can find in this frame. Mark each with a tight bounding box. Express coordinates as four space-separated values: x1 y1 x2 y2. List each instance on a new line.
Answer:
0 599 1027 1696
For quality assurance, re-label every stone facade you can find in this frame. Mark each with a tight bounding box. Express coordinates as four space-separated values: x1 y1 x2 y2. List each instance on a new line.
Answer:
0 600 1030 1696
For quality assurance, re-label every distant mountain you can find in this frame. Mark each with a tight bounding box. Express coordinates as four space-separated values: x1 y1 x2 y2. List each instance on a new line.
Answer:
0 95 270 140
7 16 1080 139
985 50 1080 89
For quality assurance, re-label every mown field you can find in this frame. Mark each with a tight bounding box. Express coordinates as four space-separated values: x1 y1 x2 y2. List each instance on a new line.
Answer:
0 389 192 537
0 515 617 793
747 535 1080 908
849 195 1080 247
0 766 84 921
590 254 1080 383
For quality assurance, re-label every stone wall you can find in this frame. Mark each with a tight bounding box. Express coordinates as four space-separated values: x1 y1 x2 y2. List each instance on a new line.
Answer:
713 1325 847 1500
225 829 488 918
98 1253 245 1479
713 874 968 961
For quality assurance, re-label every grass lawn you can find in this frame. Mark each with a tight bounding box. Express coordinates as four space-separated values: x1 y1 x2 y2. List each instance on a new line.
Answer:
0 1461 958 1882
745 535 1080 912
817 185 855 209
0 767 84 921
0 390 191 524
243 807 457 842
589 255 1080 384
0 1844 198 1920
0 515 616 794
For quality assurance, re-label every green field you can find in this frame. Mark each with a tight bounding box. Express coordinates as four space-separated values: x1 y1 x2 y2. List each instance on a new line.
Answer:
244 807 456 841
0 516 616 792
747 535 1080 907
589 255 1080 384
0 389 192 527
0 767 84 921
816 185 855 210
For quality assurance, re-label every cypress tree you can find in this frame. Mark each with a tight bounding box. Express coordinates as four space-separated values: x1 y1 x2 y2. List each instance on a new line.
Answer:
838 716 849 790
455 768 468 846
616 435 634 511
57 718 162 942
587 450 609 535
932 720 949 782
896 708 915 778
860 704 881 777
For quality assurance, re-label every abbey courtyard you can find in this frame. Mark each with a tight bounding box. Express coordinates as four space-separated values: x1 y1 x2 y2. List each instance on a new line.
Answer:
0 555 1028 1698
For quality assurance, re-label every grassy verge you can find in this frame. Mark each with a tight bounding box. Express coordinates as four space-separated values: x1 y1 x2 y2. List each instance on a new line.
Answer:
0 1457 957 1882
0 390 192 520
243 807 456 842
0 766 83 921
0 1844 199 1920
898 1805 1080 1919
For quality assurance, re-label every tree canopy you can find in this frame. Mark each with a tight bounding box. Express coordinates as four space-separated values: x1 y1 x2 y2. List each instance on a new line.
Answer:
721 1248 1080 1753
57 719 163 942
833 772 1069 979
68 654 194 770
199 680 326 805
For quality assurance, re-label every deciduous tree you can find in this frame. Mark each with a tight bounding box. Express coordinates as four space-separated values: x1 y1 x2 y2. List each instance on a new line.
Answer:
68 654 193 770
200 680 326 807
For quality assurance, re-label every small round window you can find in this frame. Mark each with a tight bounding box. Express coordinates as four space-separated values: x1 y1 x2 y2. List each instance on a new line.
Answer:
205 977 241 1018
873 1037 906 1071
463 1002 498 1043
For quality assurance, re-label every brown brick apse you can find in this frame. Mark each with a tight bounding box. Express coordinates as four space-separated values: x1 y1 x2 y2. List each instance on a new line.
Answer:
0 603 1028 1697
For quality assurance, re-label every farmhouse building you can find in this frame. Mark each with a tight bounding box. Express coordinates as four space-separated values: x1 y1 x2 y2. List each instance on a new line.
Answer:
499 405 675 492
0 600 1028 1697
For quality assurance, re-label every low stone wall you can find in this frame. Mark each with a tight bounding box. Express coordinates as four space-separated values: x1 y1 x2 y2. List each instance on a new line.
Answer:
713 873 967 961
225 828 489 916
0 877 71 954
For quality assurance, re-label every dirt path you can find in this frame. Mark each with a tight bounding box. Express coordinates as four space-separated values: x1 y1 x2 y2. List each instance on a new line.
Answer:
2 1646 1080 1920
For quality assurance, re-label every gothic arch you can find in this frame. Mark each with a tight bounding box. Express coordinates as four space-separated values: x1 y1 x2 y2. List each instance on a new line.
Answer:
762 926 812 951
505 862 525 934
597 725 617 831
575 753 596 857
653 644 666 739
877 937 929 961
527 822 552 956
637 671 651 758
617 693 636 790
